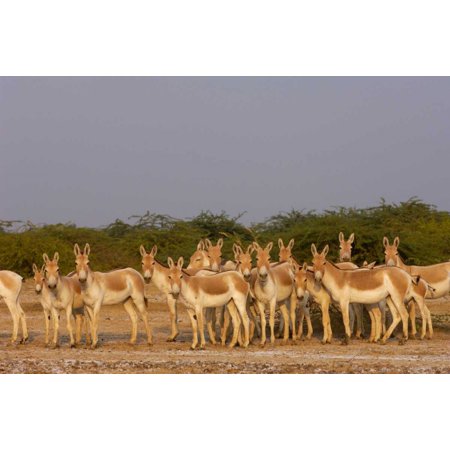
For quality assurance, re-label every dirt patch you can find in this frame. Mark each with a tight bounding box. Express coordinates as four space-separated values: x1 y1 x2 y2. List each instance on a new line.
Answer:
1 281 449 374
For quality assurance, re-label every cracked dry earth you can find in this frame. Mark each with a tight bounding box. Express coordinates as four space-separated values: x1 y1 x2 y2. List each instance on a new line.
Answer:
1 280 449 374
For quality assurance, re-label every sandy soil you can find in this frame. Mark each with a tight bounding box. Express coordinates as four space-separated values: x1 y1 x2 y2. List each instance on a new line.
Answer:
1 280 449 374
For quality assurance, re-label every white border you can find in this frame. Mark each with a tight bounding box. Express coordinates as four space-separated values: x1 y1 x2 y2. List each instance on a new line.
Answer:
1 0 450 75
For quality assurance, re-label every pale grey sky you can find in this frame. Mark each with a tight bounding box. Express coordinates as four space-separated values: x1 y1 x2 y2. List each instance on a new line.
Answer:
1 77 449 227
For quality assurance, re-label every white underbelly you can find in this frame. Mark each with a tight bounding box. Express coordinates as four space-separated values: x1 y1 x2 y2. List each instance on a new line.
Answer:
349 286 387 304
102 288 133 305
426 279 450 299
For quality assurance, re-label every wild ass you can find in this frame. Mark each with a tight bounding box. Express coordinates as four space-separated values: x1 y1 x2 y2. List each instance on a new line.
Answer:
32 263 59 346
0 270 28 344
187 240 210 270
74 243 152 348
291 261 332 344
164 256 250 350
337 232 365 338
219 243 261 345
140 244 182 342
276 238 312 340
384 236 439 338
251 242 297 346
311 244 421 344
43 252 87 347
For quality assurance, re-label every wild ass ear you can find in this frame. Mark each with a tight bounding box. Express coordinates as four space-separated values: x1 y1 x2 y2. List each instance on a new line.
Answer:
311 244 318 256
233 243 242 259
204 239 212 249
394 236 400 248
53 252 59 263
383 237 389 248
287 239 295 250
217 238 224 249
43 253 50 264
32 263 38 274
348 233 355 244
278 238 284 249
246 244 255 255
197 240 205 251
84 243 91 256
177 257 184 269
151 245 158 257
167 257 175 269
74 243 81 256
302 262 308 271
252 242 261 252
322 245 329 257
339 232 344 243
265 242 273 253
139 245 147 257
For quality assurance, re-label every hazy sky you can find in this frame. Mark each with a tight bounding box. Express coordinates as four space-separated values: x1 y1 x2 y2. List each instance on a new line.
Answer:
1 77 449 227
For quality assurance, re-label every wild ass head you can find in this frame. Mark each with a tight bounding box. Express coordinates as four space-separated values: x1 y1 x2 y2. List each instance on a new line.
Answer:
74 243 91 283
253 242 273 282
233 243 253 281
166 257 184 297
338 232 354 262
187 240 210 270
383 236 400 267
205 238 223 272
278 238 294 263
140 244 158 283
291 260 309 298
42 252 60 290
32 263 46 294
311 243 329 282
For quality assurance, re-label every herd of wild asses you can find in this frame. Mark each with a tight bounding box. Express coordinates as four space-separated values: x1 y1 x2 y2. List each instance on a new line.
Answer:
0 233 449 350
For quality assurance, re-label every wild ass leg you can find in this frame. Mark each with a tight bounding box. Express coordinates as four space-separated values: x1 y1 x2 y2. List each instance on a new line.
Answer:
133 296 153 345
408 301 417 339
3 298 20 344
205 308 217 345
43 309 50 346
381 297 401 343
256 301 267 347
65 305 76 348
424 305 433 339
166 294 179 342
317 299 331 344
195 306 206 350
221 306 231 345
304 304 313 339
227 302 241 349
411 296 427 340
186 308 198 350
340 301 351 345
279 302 290 345
123 299 138 344
84 311 92 346
51 308 60 348
297 304 305 340
74 314 83 346
269 298 276 344
18 303 28 343
353 303 364 339
91 302 102 349
289 292 298 341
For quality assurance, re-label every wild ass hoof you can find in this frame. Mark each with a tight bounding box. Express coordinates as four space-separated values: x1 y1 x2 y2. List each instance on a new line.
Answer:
409 334 416 340
166 336 177 342
341 337 350 346
280 340 288 346
259 342 266 348
147 341 153 346
398 337 407 345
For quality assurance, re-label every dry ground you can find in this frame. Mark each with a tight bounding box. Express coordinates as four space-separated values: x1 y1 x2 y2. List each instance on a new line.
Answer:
0 280 449 374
